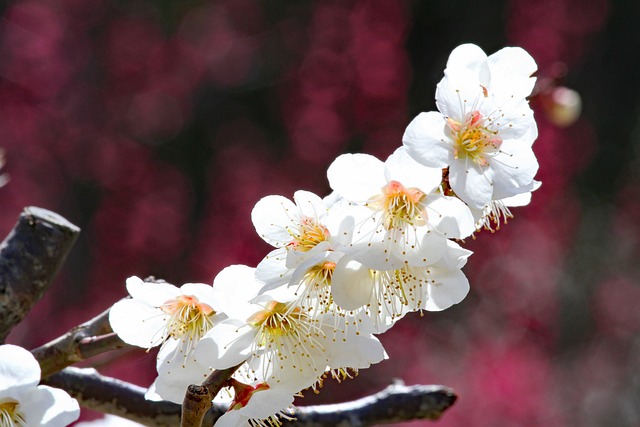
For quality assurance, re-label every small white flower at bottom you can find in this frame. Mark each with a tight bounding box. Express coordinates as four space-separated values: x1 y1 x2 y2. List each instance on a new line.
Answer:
0 344 79 427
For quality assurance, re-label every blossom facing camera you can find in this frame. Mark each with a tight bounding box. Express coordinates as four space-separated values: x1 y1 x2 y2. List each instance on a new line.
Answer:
327 147 474 270
0 344 80 427
403 43 539 210
109 276 227 377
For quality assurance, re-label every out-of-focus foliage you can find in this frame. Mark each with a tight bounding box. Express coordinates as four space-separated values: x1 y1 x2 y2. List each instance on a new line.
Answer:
1 0 638 426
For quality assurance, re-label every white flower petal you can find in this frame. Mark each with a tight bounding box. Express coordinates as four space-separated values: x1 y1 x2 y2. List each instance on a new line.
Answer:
0 344 40 397
423 268 470 312
402 112 452 168
285 240 332 270
490 144 539 200
240 387 295 419
109 299 167 348
392 230 447 267
487 46 537 100
255 249 290 290
212 265 263 321
346 241 396 270
446 43 488 71
125 276 180 307
324 203 356 247
436 67 483 119
435 240 473 270
449 161 494 209
21 386 80 427
502 180 541 207
327 153 386 201
384 147 442 192
325 322 387 369
331 257 374 310
197 323 256 369
251 195 298 247
293 190 327 220
322 191 342 208
425 194 475 239
152 356 213 404
487 101 536 142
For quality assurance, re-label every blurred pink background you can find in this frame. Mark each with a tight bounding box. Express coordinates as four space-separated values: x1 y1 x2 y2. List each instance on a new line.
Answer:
2 0 638 426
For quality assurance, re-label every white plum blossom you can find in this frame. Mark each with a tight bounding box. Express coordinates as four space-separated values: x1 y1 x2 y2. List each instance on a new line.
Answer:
327 147 475 271
109 277 225 371
252 190 336 254
252 190 368 320
403 43 539 209
0 344 79 427
251 190 352 290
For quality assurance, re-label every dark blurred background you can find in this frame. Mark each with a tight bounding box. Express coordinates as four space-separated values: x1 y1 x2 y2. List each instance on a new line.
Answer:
2 0 639 425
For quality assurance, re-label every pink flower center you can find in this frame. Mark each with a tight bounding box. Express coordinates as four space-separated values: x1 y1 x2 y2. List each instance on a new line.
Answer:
448 110 502 167
368 180 426 230
160 294 215 340
287 216 329 252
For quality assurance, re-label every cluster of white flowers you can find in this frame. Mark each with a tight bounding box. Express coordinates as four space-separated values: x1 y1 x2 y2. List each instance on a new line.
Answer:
107 43 540 427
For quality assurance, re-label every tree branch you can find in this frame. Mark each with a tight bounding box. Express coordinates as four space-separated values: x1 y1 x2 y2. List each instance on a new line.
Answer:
42 368 456 426
41 367 186 427
286 381 457 426
31 306 128 378
0 207 80 343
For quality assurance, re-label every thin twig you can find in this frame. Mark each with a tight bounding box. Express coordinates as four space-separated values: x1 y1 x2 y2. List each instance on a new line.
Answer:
31 306 128 378
43 368 457 427
0 207 80 343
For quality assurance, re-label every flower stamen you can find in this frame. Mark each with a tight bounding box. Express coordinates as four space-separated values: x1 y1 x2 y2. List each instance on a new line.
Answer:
0 400 27 427
287 217 329 252
160 295 216 348
248 301 326 379
368 180 426 230
448 110 502 167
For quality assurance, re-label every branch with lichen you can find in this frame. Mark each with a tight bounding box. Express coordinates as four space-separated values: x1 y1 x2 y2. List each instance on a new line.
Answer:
31 306 127 378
